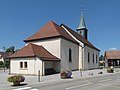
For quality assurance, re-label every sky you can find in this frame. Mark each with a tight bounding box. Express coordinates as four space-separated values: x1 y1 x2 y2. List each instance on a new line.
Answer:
0 0 120 55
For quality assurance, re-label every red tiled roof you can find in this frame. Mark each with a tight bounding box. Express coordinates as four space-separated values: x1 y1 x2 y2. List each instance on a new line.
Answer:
9 43 60 61
0 52 13 59
24 21 78 44
61 24 100 51
105 50 120 59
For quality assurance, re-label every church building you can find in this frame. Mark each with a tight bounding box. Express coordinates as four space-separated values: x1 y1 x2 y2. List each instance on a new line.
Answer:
9 13 100 75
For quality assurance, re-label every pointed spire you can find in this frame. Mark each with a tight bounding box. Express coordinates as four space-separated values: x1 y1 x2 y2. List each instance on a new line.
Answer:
77 5 86 29
76 5 88 40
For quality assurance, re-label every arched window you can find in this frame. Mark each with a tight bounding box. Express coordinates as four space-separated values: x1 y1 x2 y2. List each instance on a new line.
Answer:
93 54 94 63
69 49 72 62
88 52 90 63
96 55 98 63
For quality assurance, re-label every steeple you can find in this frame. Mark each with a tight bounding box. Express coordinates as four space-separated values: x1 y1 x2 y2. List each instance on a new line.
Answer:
76 6 88 40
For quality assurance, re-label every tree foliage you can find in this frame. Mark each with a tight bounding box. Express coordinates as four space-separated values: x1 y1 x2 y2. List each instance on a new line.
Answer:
2 46 19 69
99 55 104 61
3 46 15 53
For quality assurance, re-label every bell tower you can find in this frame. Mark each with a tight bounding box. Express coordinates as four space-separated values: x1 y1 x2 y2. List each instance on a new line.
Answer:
76 6 88 40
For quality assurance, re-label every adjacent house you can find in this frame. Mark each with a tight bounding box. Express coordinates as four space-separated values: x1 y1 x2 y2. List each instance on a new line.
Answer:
9 13 100 75
0 52 5 62
0 52 12 62
104 50 120 67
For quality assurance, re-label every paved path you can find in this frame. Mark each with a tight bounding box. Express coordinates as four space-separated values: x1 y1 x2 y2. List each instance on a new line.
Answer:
0 68 120 90
11 73 120 90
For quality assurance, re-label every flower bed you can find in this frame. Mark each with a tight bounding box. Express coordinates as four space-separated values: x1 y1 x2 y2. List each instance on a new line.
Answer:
107 66 114 73
8 75 25 86
60 71 72 79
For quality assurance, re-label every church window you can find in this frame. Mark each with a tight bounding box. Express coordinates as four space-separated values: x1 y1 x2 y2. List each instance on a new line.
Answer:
93 54 94 63
96 55 98 63
88 52 90 63
69 49 72 62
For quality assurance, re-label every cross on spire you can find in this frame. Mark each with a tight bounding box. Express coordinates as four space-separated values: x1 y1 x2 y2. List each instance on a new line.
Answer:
76 5 88 40
77 5 86 29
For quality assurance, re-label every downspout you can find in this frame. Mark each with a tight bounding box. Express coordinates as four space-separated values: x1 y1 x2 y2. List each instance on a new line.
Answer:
42 61 43 76
34 57 36 75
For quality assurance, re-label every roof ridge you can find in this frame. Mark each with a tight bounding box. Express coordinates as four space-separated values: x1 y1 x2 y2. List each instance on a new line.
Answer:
61 23 88 41
30 43 36 56
49 21 62 35
61 24 86 40
47 21 78 44
61 24 100 51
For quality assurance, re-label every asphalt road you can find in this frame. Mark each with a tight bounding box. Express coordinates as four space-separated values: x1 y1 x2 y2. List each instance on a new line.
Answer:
11 73 120 90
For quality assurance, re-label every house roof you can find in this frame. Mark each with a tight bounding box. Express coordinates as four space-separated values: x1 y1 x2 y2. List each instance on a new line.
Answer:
0 52 13 59
24 21 78 44
104 50 120 59
61 24 100 51
9 43 60 61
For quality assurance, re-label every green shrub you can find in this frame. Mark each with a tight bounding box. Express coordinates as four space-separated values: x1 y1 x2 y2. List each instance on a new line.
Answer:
0 61 4 65
0 61 4 68
8 75 25 86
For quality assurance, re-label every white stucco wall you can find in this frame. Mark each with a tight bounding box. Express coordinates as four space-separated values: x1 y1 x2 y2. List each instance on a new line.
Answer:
10 57 60 75
0 57 4 62
26 38 61 59
10 57 43 75
35 57 43 75
84 46 99 69
61 38 79 71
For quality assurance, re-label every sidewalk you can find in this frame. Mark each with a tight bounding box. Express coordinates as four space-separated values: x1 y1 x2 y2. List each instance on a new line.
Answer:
22 68 120 85
1 68 120 90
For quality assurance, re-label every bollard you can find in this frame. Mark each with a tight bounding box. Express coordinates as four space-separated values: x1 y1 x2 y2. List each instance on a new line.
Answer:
38 70 40 82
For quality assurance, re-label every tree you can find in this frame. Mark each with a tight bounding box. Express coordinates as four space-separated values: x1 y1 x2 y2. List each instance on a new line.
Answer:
3 46 19 53
2 46 19 70
0 61 4 68
99 55 105 67
99 55 104 61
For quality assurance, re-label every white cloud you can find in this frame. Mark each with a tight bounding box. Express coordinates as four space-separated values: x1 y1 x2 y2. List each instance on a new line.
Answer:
109 47 117 50
0 49 4 52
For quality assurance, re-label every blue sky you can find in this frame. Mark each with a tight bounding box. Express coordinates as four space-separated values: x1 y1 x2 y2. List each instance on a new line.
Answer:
0 0 120 55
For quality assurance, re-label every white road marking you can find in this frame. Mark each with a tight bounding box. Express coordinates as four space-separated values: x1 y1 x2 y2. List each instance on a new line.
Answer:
12 87 31 90
66 83 92 90
99 78 112 82
117 77 120 79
